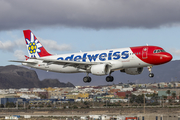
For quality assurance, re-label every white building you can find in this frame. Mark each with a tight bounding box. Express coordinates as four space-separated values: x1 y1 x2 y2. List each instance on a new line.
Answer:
110 99 128 103
122 88 133 91
20 94 40 99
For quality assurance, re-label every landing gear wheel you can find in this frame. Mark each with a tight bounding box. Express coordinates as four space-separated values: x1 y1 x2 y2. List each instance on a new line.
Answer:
106 76 114 82
149 73 154 78
83 76 91 83
147 66 154 78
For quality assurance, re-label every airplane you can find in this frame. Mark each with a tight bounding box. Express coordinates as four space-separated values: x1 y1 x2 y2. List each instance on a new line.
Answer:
10 30 173 83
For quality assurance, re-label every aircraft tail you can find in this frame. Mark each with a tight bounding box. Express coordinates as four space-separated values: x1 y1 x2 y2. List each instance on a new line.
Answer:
23 30 51 58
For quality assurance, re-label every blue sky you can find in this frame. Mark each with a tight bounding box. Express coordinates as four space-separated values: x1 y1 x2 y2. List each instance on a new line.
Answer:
0 1 180 65
1 27 180 66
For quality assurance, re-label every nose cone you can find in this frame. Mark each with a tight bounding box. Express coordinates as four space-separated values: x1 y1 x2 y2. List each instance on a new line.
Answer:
150 52 173 65
162 53 173 63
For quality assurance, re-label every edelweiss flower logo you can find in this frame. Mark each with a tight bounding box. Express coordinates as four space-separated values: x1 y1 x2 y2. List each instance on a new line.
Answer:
25 32 42 58
143 48 147 51
28 42 37 54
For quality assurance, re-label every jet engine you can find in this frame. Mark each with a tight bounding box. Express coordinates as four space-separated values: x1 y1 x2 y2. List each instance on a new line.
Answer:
120 67 143 75
90 64 110 76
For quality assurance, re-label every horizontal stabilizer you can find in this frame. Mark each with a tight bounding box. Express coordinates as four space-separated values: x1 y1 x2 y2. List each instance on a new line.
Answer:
9 60 38 64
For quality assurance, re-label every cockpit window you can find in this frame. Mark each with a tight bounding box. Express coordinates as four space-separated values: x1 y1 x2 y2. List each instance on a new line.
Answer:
153 49 166 53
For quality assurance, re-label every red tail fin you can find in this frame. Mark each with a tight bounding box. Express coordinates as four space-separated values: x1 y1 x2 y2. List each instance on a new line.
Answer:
23 30 51 58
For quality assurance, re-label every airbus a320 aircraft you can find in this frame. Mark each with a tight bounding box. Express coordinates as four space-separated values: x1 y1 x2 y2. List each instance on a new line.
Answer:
10 30 173 83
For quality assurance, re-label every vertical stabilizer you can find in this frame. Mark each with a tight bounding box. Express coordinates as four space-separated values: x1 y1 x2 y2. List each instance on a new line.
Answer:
23 30 51 58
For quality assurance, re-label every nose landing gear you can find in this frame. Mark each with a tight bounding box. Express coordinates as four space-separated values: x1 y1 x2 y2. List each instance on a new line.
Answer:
148 66 154 78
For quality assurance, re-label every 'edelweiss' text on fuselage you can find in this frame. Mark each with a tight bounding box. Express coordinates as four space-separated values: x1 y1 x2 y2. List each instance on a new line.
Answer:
57 51 129 62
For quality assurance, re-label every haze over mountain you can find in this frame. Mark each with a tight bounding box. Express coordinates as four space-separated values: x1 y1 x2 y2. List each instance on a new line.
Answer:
32 60 180 86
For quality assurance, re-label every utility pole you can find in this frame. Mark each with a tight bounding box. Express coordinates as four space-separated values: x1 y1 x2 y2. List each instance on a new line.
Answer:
4 98 6 108
144 92 145 114
24 102 26 109
128 95 129 107
16 101 18 109
106 98 107 108
163 98 164 107
160 97 161 107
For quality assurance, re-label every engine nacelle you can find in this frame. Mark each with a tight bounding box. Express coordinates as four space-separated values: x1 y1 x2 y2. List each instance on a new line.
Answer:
120 67 143 75
91 64 110 76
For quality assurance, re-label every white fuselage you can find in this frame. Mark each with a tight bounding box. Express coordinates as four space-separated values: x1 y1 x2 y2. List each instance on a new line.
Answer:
23 47 151 73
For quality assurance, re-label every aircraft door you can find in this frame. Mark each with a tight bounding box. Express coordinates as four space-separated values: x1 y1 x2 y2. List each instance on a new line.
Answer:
142 47 148 59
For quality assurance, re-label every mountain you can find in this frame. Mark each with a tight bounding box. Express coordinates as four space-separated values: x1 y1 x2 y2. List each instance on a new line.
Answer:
41 79 74 87
0 65 75 89
32 60 180 86
6 60 180 87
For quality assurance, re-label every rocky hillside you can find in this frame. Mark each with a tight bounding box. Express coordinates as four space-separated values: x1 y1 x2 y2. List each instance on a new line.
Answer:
0 65 75 89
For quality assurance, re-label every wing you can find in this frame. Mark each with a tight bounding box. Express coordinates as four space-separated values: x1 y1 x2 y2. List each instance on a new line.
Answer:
36 58 111 70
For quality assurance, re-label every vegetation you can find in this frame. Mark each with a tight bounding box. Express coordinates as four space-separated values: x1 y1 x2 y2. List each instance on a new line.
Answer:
5 102 16 108
0 104 4 108
166 90 171 97
172 92 176 100
130 94 144 104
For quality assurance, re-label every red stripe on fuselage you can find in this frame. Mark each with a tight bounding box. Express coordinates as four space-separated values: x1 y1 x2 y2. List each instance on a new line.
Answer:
130 46 172 65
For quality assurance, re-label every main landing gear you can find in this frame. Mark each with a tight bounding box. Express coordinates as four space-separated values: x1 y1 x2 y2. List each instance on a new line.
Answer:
83 76 91 83
106 72 114 82
148 66 154 78
106 76 114 82
83 73 91 83
83 73 114 83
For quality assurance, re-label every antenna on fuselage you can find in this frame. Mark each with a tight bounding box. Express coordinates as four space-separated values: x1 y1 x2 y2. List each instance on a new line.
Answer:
146 44 149 46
